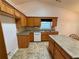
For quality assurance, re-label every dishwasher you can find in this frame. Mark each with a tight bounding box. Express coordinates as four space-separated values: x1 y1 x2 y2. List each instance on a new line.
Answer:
34 32 41 41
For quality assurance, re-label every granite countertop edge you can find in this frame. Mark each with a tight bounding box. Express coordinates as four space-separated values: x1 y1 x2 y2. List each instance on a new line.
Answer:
49 35 79 58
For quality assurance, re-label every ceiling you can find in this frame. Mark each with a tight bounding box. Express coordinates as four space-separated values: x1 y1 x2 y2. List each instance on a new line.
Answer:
6 0 79 13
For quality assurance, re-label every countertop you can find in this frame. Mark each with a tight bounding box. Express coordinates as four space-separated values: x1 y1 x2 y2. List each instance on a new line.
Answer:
17 31 30 35
17 29 56 35
49 35 79 58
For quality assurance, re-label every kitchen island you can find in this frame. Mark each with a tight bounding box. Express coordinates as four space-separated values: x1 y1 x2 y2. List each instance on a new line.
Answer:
49 35 79 59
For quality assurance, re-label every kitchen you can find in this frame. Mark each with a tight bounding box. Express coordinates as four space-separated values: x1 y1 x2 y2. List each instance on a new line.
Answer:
0 0 79 59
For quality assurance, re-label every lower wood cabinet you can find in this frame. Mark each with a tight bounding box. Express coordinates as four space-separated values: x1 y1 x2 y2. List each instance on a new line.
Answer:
48 38 54 58
49 39 71 59
29 32 34 42
41 32 58 41
55 43 71 59
41 32 48 41
17 35 29 48
54 47 65 59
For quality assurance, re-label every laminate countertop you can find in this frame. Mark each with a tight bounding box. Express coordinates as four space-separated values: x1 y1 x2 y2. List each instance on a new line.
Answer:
49 35 79 59
17 29 57 35
17 31 30 35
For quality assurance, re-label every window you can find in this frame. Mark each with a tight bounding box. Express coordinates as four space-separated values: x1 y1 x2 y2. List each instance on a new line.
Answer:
40 22 52 29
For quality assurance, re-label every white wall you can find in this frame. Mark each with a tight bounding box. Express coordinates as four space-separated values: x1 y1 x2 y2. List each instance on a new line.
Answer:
0 15 18 59
16 1 79 36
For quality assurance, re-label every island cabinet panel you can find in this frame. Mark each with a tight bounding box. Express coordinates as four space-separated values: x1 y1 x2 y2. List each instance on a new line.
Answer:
55 43 71 59
17 35 29 48
27 18 34 27
48 38 55 57
54 47 65 59
33 18 41 27
49 37 72 59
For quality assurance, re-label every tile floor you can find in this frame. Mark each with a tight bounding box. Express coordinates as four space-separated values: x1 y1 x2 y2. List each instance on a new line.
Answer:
12 42 52 59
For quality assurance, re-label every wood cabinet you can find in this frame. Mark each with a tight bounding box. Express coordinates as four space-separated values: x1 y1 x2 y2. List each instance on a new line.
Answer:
6 4 14 15
48 38 55 58
14 10 21 18
0 0 2 8
15 11 27 27
27 17 34 27
29 32 34 42
27 17 41 27
52 17 58 28
20 15 27 27
0 1 7 13
0 1 14 15
41 32 49 41
54 46 65 59
17 35 29 48
49 38 71 59
41 32 58 41
33 18 41 27
55 43 71 59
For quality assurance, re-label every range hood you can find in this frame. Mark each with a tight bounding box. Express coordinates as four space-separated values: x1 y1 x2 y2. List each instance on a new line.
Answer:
41 19 52 22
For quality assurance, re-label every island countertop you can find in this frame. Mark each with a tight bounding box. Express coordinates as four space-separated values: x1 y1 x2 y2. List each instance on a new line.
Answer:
49 35 79 58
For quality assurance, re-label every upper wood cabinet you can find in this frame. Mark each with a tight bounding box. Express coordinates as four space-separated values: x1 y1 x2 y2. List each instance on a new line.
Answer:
6 4 14 15
0 1 7 13
0 0 2 8
52 17 58 27
15 14 27 27
14 10 21 18
27 17 34 27
0 0 14 15
20 15 27 27
27 17 41 27
33 18 41 27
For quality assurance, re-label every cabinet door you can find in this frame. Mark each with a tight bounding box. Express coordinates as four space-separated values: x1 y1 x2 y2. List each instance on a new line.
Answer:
41 32 49 41
48 32 58 35
29 32 34 42
6 4 14 15
18 35 29 48
20 15 27 27
0 0 2 8
54 47 65 59
0 2 7 12
55 43 71 59
34 18 41 27
14 10 20 18
52 17 58 27
27 17 34 27
49 39 54 56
